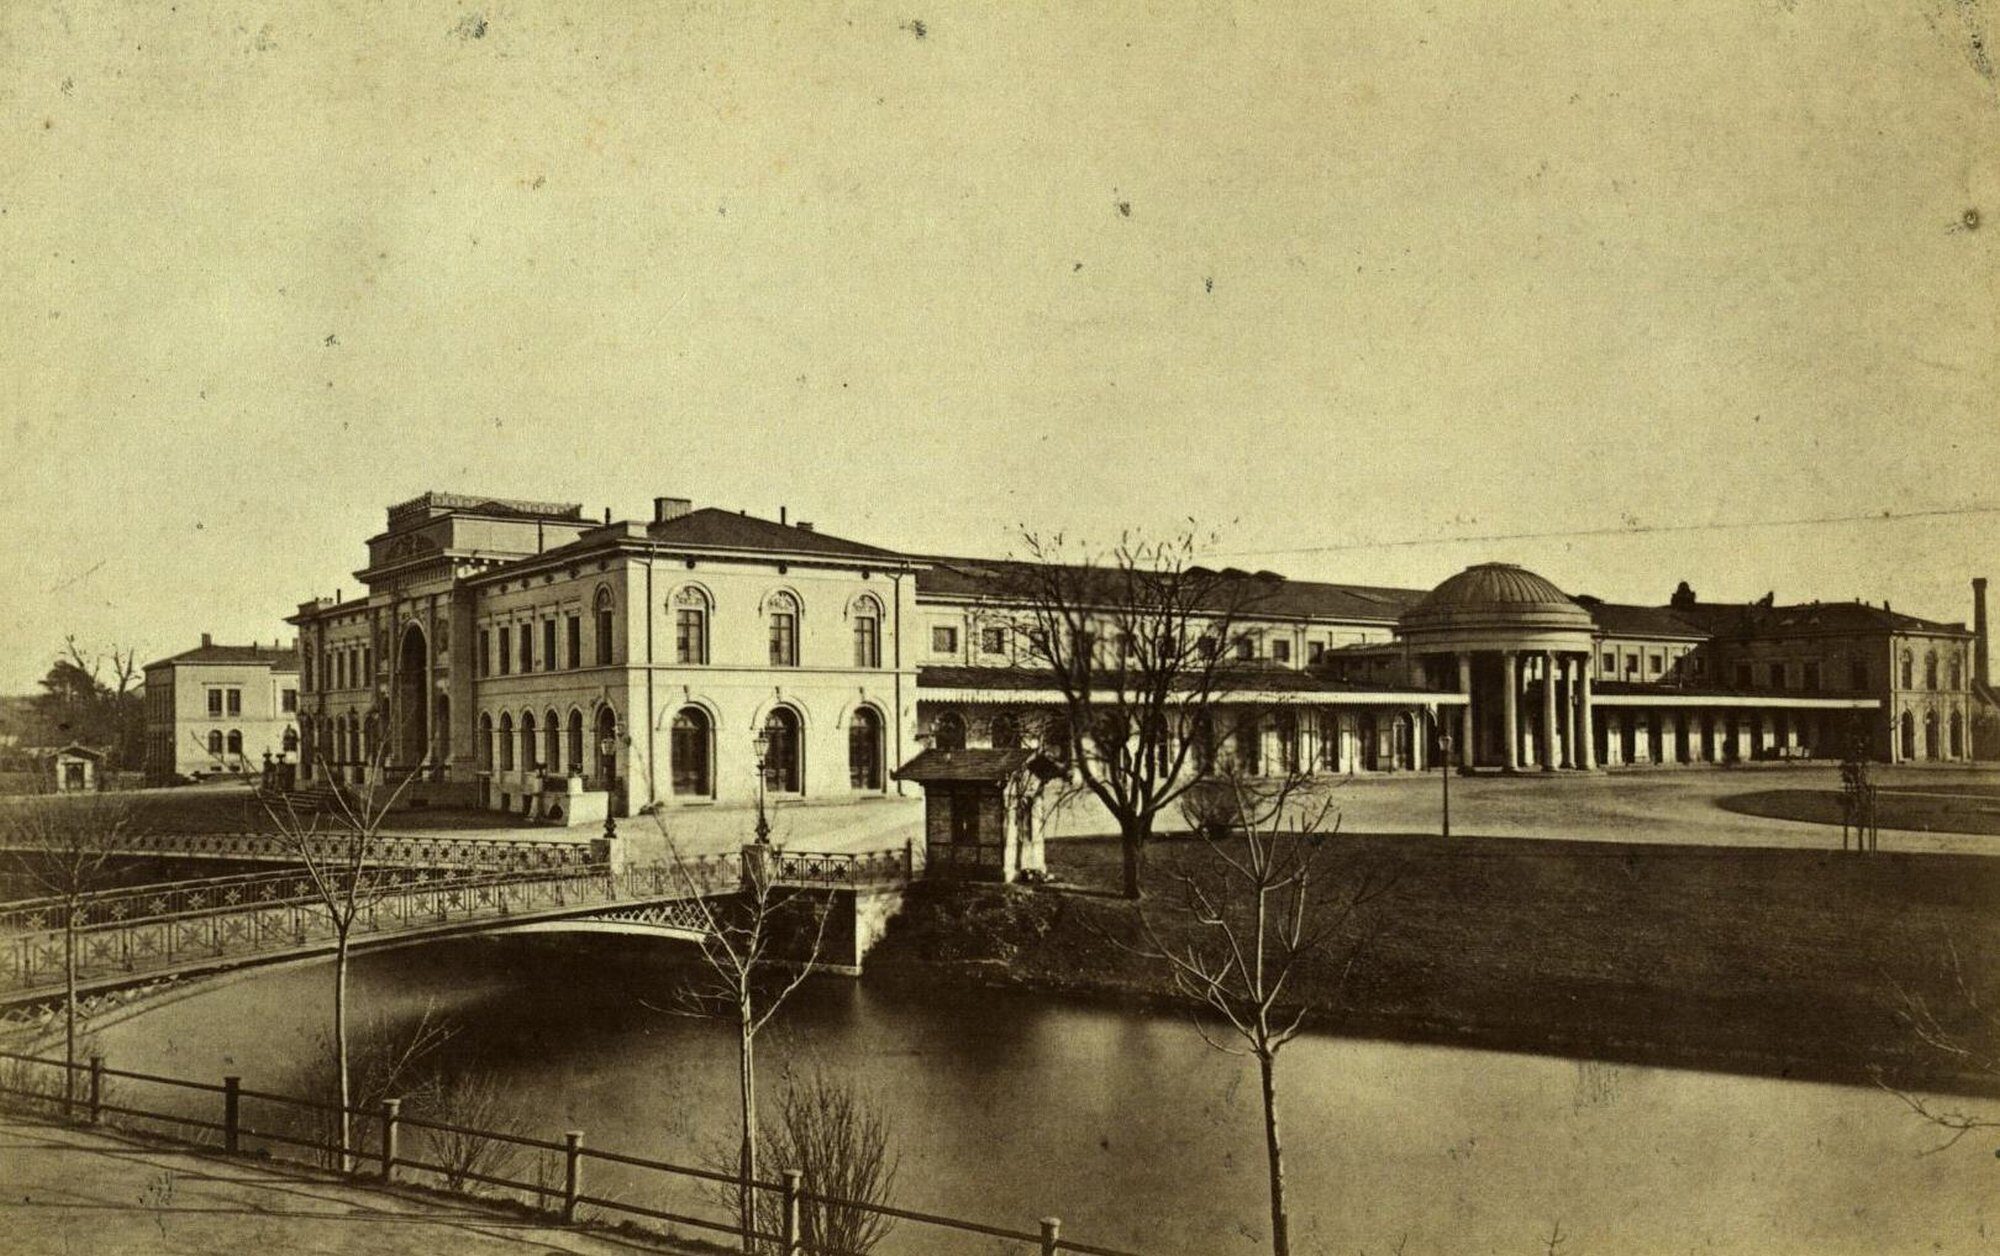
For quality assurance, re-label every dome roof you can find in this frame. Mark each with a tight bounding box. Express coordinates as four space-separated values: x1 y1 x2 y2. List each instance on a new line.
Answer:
1398 563 1597 636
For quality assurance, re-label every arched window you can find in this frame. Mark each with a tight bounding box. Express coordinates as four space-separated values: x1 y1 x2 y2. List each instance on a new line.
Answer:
544 708 561 775
1950 655 1964 690
1901 651 1915 690
671 707 712 796
478 714 494 770
852 596 882 669
673 587 710 665
1926 653 1939 690
521 711 538 773
849 707 884 790
1900 710 1916 760
567 710 585 775
498 713 514 770
768 591 800 667
207 730 223 755
434 693 451 762
990 712 1021 750
933 710 966 751
282 727 299 752
1951 711 1965 758
1925 710 1940 760
226 729 243 756
594 587 616 666
762 706 802 793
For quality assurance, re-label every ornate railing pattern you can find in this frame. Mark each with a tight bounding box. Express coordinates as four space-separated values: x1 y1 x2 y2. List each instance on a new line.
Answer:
0 829 601 871
768 842 922 887
0 847 909 1001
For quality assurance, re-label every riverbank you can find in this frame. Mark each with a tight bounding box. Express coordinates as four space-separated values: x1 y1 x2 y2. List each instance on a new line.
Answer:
866 832 2000 1094
0 1112 710 1256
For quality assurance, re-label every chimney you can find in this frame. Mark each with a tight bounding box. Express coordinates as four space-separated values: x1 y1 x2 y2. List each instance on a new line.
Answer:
1976 577 1990 688
780 505 788 526
201 633 212 648
653 497 692 523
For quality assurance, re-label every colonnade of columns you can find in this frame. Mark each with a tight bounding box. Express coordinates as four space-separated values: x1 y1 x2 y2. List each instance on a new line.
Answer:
1452 649 1596 772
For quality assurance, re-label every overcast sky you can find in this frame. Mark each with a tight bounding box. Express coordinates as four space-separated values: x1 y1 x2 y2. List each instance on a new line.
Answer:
3 2 1995 692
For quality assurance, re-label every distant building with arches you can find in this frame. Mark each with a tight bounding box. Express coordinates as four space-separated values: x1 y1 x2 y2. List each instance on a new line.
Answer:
287 493 1991 828
142 635 299 785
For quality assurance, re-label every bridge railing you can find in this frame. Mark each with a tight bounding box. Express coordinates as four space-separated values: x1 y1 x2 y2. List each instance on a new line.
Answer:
0 846 916 1001
0 829 602 871
0 1046 1142 1255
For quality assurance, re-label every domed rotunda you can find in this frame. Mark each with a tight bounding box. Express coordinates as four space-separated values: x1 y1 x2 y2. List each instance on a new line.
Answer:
1397 563 1600 771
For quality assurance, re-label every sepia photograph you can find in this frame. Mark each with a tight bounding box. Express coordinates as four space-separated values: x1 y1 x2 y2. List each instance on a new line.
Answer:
2 3 1997 1252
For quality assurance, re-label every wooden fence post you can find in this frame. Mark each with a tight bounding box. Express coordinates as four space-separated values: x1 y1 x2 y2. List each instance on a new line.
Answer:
781 1169 803 1256
562 1130 583 1223
379 1098 400 1181
87 1055 103 1124
1041 1216 1062 1256
222 1076 241 1154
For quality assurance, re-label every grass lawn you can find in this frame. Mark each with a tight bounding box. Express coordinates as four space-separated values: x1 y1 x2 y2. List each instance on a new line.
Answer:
870 831 2000 1093
1718 787 2000 836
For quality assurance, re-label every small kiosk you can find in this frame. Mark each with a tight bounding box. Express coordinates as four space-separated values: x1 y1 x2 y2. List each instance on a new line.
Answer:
893 748 1059 882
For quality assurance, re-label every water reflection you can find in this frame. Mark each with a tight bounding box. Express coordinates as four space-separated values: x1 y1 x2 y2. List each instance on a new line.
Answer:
94 934 1995 1254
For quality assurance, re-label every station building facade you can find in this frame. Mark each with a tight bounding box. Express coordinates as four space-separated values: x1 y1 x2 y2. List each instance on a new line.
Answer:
288 493 1992 824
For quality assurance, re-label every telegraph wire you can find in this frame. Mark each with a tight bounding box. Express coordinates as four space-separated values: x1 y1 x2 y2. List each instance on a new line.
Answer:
1209 502 2000 560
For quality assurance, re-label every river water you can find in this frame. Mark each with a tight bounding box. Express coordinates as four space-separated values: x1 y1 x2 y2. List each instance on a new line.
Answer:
92 933 1991 1255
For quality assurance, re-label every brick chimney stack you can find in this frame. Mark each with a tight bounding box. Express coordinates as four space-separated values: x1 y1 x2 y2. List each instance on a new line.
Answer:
1976 577 1990 689
201 632 212 648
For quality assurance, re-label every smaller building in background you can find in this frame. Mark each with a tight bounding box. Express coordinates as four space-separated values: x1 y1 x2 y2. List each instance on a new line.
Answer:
143 635 300 785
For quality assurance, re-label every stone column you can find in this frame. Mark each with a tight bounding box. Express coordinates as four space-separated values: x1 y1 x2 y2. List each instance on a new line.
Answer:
1577 657 1597 769
1540 651 1559 771
1662 712 1680 764
1560 657 1577 767
1501 652 1520 772
1457 651 1475 770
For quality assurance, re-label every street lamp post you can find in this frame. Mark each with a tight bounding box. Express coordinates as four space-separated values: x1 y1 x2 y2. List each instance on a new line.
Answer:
752 727 772 846
1439 731 1454 839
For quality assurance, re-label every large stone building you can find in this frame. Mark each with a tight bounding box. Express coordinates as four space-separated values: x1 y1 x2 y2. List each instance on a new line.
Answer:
142 636 299 784
287 493 1993 830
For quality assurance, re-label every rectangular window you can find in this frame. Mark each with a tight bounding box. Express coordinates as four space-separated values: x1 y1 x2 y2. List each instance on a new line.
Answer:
981 627 1007 655
498 630 512 675
207 689 223 716
853 615 880 668
1851 658 1868 690
1272 639 1292 664
1602 651 1615 674
1805 662 1821 692
226 688 242 717
770 613 798 666
478 630 491 678
932 625 958 655
678 610 707 665
364 647 373 682
1234 636 1254 661
1308 641 1326 664
281 689 297 714
543 619 558 672
1734 662 1752 689
1624 654 1639 675
567 616 581 669
1648 653 1663 675
518 623 532 673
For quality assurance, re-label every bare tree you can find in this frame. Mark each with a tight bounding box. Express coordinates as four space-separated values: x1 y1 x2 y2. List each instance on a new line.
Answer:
1004 528 1270 899
1875 935 2000 1153
4 788 128 1112
1136 768 1396 1256
652 826 833 1251
260 715 432 1172
754 1064 900 1255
